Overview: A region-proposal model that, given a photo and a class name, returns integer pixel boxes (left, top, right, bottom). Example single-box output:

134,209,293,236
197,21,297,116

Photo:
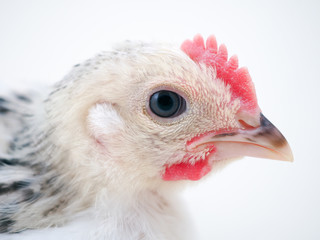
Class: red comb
181,34,258,112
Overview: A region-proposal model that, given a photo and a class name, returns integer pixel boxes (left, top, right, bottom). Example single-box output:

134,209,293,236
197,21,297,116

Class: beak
188,113,293,162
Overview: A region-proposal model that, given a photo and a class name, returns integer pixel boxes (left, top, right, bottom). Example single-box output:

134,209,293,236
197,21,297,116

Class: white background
0,0,319,239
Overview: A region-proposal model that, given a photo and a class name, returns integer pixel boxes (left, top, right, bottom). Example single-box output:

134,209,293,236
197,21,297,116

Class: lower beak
188,113,293,162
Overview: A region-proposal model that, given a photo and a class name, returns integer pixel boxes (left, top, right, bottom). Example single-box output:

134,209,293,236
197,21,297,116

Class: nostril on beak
238,119,256,130
236,110,261,129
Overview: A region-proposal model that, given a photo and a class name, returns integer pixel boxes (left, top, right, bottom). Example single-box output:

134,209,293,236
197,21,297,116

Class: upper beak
188,113,294,162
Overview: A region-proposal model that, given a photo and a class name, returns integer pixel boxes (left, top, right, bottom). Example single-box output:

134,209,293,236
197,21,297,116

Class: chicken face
73,35,293,190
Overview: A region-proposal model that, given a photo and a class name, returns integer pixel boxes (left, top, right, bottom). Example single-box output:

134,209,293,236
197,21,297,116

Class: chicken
0,34,293,240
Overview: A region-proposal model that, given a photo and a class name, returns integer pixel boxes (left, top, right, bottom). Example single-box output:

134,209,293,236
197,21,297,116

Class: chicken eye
149,90,186,118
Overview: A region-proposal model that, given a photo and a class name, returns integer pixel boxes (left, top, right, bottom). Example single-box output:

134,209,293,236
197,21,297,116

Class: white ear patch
87,103,124,143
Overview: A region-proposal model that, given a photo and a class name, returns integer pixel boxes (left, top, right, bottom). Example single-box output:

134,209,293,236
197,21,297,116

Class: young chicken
0,35,293,240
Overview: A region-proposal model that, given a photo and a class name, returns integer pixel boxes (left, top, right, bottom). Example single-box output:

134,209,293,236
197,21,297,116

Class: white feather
0,40,239,239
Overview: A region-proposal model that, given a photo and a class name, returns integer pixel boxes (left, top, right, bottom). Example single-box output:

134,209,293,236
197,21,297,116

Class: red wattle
162,159,212,181
162,135,216,181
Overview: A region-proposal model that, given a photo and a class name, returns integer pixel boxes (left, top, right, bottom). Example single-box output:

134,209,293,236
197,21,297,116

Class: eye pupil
149,90,186,118
158,94,174,111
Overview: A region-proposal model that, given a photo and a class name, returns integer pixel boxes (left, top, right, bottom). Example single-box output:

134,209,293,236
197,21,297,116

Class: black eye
149,90,186,118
